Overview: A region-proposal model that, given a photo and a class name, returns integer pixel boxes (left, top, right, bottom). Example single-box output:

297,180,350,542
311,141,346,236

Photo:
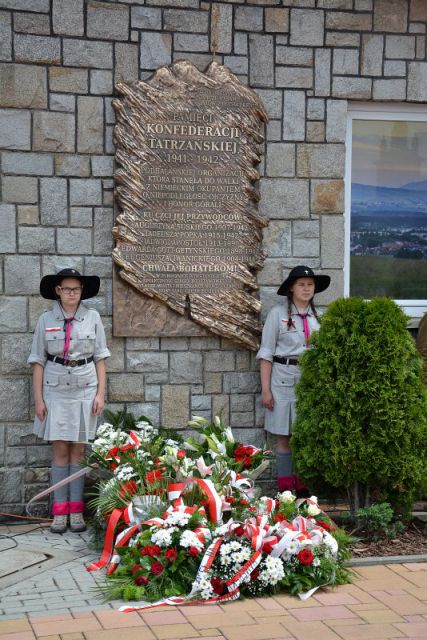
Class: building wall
0,0,426,514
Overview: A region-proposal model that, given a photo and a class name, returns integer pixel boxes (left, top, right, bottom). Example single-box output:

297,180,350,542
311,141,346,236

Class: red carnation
150,561,164,575
242,456,253,468
140,546,150,557
145,469,162,484
188,546,200,557
233,526,244,536
119,481,138,498
297,549,314,566
225,496,235,505
165,549,178,562
210,577,225,595
134,575,148,586
177,450,186,459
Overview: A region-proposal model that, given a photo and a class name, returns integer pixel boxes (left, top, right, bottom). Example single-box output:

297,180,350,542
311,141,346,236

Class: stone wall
0,0,426,515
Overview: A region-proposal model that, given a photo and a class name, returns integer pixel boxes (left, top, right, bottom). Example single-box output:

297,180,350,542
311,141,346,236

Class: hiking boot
50,514,68,534
69,512,86,533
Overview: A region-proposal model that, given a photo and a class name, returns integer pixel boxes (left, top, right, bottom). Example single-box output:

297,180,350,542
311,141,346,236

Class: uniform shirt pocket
43,373,60,387
76,329,96,354
271,367,296,388
45,332,65,356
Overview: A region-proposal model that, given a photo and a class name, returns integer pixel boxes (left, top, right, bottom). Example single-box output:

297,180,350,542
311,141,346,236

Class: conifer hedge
292,297,427,516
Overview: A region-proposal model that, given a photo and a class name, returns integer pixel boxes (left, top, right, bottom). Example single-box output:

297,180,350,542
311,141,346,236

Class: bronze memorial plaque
112,60,268,350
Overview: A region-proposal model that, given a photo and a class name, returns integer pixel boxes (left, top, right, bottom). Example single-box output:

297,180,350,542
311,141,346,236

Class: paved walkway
0,524,427,639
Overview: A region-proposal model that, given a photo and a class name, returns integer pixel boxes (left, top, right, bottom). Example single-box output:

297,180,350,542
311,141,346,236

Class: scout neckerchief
58,302,80,362
295,305,311,345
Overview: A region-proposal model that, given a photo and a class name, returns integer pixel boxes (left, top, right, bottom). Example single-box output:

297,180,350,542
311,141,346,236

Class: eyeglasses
57,286,83,295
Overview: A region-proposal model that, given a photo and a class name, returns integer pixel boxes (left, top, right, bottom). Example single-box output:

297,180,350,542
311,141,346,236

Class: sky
352,119,427,188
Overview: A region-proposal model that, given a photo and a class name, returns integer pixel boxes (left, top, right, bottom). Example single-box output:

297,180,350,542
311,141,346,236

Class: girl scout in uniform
257,265,330,495
28,269,110,533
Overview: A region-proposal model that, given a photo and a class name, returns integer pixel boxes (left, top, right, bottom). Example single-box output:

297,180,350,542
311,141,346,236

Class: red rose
140,546,150,556
225,496,235,504
188,546,200,557
148,545,162,557
210,577,225,595
297,549,314,566
145,469,162,484
177,450,186,459
233,526,244,536
242,456,253,468
165,549,178,562
134,575,148,586
150,561,164,575
234,444,247,460
119,481,138,498
131,563,143,575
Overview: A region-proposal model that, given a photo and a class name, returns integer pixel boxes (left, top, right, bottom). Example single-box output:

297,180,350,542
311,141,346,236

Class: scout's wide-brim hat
40,268,100,300
277,265,331,296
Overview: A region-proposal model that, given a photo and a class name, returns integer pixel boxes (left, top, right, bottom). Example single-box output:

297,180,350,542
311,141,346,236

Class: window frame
345,103,427,320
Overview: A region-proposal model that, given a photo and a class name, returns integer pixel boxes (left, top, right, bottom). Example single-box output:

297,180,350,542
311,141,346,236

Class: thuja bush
292,297,427,517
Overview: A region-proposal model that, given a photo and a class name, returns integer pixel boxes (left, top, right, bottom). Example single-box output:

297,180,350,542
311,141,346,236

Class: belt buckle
68,360,78,367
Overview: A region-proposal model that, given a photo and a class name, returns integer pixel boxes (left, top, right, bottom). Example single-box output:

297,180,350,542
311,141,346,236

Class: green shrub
356,502,405,541
291,297,427,517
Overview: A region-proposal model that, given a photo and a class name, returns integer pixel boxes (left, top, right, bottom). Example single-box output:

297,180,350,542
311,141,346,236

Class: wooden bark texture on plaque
112,60,268,350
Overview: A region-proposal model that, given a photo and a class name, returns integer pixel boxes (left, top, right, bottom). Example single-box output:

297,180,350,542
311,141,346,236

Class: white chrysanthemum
220,555,233,566
96,422,114,435
279,490,296,504
114,463,135,481
259,556,285,585
284,540,299,555
165,511,191,527
136,423,159,441
196,575,214,600
151,528,173,547
136,449,150,460
214,524,230,536
180,530,203,550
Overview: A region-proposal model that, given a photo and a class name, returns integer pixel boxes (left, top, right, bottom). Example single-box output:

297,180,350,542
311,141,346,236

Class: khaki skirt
264,363,301,436
33,361,98,442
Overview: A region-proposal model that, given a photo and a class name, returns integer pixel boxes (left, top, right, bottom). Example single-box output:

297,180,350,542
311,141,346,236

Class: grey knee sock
51,464,69,503
277,451,293,477
69,464,86,503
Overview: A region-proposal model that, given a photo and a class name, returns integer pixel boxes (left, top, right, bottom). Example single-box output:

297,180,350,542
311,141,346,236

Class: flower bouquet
87,413,352,610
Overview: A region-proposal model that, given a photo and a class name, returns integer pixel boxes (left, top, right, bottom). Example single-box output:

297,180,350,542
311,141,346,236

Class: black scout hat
40,268,100,300
277,265,331,296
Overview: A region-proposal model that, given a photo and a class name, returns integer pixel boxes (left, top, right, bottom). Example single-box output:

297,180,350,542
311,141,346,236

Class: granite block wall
0,0,426,514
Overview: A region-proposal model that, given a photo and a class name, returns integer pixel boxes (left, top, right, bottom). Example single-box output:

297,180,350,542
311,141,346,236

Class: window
345,105,427,318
